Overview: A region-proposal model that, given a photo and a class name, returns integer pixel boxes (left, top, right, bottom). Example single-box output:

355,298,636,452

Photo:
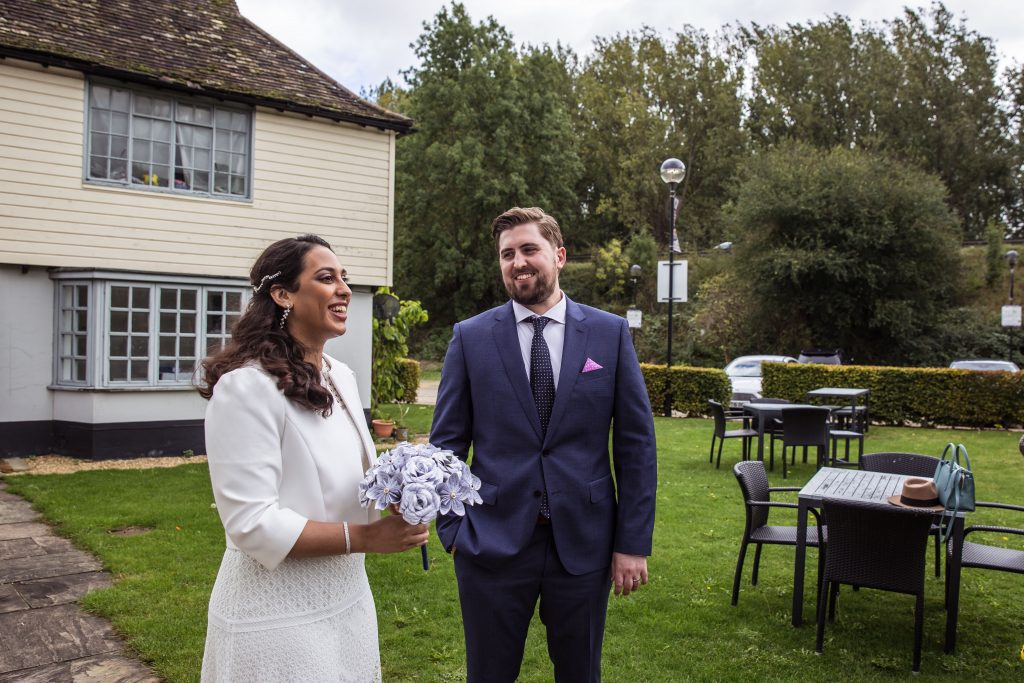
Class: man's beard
505,270,554,306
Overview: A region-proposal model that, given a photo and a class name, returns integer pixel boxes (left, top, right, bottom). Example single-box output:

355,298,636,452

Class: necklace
321,357,345,409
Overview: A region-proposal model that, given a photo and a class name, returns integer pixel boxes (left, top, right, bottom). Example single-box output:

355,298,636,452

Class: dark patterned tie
530,316,555,518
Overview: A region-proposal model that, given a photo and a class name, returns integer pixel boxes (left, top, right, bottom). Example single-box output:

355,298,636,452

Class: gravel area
2,454,208,476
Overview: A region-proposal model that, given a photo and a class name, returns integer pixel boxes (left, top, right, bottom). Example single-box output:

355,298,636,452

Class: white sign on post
1002,305,1022,327
657,260,688,303
626,309,643,329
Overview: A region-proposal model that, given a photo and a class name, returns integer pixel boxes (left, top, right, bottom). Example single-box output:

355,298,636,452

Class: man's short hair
491,207,564,250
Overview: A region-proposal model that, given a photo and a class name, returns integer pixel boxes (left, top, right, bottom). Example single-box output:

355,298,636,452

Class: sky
233,0,1024,95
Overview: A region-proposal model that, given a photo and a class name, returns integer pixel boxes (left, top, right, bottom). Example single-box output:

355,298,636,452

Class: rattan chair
770,406,831,479
827,426,864,468
731,461,825,606
816,498,935,673
709,400,757,469
945,501,1024,632
861,452,944,577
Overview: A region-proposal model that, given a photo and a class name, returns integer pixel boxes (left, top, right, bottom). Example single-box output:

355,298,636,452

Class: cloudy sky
234,0,1023,94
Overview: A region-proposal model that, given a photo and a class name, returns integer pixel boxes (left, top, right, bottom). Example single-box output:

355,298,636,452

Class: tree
390,3,582,327
726,142,961,364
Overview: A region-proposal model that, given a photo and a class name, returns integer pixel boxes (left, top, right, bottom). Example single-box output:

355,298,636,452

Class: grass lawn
5,416,1024,681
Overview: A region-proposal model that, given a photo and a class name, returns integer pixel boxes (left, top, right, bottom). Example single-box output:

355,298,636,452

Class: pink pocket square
582,358,603,373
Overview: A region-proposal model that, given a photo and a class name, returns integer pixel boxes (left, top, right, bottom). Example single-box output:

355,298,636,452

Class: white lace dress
201,361,380,682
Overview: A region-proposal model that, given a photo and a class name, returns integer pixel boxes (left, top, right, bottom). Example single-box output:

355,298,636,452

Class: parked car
798,348,843,365
949,359,1020,372
724,355,799,403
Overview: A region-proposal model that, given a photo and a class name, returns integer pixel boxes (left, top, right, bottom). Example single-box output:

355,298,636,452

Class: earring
279,305,292,329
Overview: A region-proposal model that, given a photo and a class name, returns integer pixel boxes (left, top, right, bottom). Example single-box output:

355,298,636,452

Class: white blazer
204,356,378,570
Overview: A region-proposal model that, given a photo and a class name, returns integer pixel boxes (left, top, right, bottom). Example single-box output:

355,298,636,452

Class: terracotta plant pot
371,419,395,438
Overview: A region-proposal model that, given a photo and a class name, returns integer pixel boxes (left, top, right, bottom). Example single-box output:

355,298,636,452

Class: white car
949,359,1020,372
724,355,799,403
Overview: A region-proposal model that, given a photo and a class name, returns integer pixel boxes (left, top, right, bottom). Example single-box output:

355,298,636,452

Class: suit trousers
454,524,610,683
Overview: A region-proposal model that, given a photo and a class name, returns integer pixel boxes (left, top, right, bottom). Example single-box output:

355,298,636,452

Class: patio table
743,402,817,463
805,387,870,432
791,467,965,653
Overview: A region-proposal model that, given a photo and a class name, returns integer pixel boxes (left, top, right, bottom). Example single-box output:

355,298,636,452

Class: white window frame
51,272,249,390
83,79,254,201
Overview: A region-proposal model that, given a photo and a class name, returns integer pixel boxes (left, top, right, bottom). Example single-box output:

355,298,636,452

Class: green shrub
762,362,1024,428
640,364,731,415
372,288,428,413
397,358,420,403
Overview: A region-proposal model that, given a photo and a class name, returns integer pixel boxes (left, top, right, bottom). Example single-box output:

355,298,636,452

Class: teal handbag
934,443,975,542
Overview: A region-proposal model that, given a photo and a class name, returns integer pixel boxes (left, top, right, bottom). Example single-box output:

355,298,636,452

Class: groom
431,207,658,682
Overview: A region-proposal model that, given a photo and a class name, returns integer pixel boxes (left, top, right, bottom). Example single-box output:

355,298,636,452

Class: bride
198,234,427,682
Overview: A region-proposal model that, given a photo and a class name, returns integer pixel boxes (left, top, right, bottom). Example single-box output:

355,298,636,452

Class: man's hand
611,552,648,597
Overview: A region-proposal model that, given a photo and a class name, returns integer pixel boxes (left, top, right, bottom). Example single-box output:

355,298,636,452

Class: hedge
640,364,732,416
762,362,1024,428
397,358,420,404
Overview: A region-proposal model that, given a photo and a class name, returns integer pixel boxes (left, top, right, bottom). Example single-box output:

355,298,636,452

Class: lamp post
660,157,685,417
1007,250,1019,363
629,264,642,308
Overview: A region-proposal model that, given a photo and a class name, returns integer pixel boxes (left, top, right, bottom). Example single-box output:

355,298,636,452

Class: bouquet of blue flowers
358,441,481,569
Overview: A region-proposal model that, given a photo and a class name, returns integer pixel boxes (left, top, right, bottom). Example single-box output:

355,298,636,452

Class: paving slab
0,604,123,672
0,537,47,561
0,653,161,683
16,573,114,608
0,522,52,541
0,501,40,524
0,585,30,614
0,550,102,584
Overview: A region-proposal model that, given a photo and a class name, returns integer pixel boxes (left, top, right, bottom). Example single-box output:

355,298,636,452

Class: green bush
762,362,1024,428
397,359,420,404
372,288,428,413
640,364,731,415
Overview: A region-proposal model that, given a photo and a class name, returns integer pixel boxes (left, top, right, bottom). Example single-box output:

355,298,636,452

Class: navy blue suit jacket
431,297,657,575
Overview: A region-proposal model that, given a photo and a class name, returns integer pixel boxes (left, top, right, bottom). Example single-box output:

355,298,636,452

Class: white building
0,0,411,458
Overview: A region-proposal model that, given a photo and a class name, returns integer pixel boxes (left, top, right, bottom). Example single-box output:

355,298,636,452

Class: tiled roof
0,0,411,132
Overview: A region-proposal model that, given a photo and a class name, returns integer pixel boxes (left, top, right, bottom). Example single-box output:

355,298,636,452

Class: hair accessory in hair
252,271,282,294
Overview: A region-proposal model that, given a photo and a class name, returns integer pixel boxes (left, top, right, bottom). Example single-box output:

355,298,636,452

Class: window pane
75,311,88,332
61,334,72,356
159,336,176,356
207,337,223,354
153,142,171,164
112,90,130,111
131,312,148,332
160,312,177,333
160,289,176,309
111,112,130,135
231,132,247,153
110,159,127,181
208,292,223,310
90,156,108,178
226,313,239,333
180,313,196,334
213,172,229,194
215,109,231,128
207,314,223,334
132,288,149,308
231,153,246,174
110,135,128,159
180,337,195,357
177,105,193,123
193,171,209,192
76,285,88,305
109,360,127,381
153,120,172,140
195,107,212,125
135,95,154,115
110,311,128,332
91,85,110,108
92,110,110,133
134,118,151,138
75,359,87,381
131,336,148,356
76,335,87,356
215,130,230,150
111,286,129,308
226,292,242,311
181,289,197,310
109,335,127,356
152,99,172,119
195,129,212,149
230,176,246,196
91,132,109,156
131,360,149,380
231,112,248,131
151,165,170,187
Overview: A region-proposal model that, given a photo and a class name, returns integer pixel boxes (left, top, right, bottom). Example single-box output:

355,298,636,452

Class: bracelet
342,521,351,555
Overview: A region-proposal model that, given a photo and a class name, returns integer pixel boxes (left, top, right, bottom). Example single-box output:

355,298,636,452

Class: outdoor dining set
707,388,1024,673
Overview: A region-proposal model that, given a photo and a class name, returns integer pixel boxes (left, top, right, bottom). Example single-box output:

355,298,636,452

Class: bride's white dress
201,360,380,682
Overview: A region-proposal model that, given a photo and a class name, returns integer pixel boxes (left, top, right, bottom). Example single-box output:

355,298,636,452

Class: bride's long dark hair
197,234,334,415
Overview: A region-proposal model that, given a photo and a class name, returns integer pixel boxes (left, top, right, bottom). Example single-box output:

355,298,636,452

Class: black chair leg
751,544,763,585
828,582,839,622
716,440,724,469
781,445,787,480
912,593,923,672
933,531,941,578
709,435,716,464
731,539,749,605
815,579,829,654
802,445,808,464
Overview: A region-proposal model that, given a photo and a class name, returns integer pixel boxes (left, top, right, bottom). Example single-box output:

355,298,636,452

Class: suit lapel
547,298,588,441
492,302,544,441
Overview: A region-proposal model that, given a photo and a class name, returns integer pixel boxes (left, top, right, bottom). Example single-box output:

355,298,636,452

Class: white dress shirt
512,294,566,390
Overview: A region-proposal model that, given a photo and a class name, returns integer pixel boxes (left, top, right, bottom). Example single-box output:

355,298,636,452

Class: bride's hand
362,514,429,554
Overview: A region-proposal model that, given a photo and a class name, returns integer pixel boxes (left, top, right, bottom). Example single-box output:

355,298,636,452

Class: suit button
542,449,551,457
533,490,542,498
